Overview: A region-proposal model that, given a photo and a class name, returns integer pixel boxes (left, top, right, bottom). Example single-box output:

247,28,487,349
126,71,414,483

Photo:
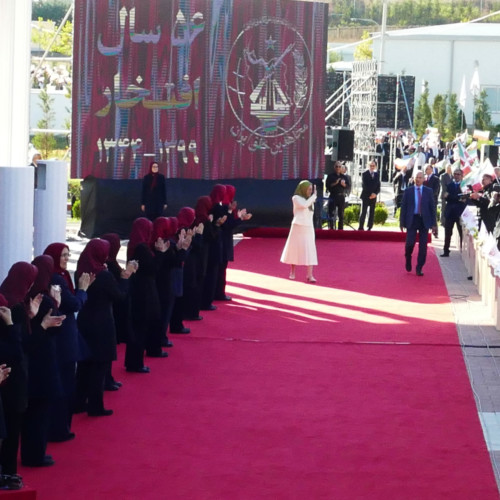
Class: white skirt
280,223,318,266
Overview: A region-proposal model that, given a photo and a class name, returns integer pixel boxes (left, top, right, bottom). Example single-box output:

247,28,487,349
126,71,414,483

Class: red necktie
417,187,422,215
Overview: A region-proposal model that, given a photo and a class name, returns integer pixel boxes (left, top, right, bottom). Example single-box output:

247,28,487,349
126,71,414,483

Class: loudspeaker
482,145,499,166
331,129,354,162
325,155,335,175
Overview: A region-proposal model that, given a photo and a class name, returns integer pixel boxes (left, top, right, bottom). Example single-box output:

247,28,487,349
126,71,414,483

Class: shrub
72,199,81,219
68,179,81,203
374,203,389,225
344,204,360,225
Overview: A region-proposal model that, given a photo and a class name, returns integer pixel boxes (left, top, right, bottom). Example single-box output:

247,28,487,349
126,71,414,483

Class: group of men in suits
400,165,500,275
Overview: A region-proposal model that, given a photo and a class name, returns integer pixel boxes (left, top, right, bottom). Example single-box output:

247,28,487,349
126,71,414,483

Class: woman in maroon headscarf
201,186,228,311
149,217,176,350
43,243,90,442
21,255,66,467
75,239,133,417
169,208,195,335
126,218,167,372
183,196,213,320
0,262,38,475
141,160,167,221
101,233,128,390
214,185,252,301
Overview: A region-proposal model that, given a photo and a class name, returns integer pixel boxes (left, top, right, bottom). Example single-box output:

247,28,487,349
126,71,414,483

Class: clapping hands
154,237,170,254
237,208,253,221
41,309,66,330
29,293,43,318
0,364,11,385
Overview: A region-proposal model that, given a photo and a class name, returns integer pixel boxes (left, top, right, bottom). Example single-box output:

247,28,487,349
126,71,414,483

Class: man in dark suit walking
424,164,440,236
400,171,437,276
441,168,466,257
358,160,380,231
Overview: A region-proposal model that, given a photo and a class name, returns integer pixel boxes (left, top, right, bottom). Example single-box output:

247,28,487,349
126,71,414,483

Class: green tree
432,94,447,136
474,89,492,131
32,0,72,24
32,87,57,158
353,31,373,61
414,81,432,137
445,93,462,141
32,18,73,56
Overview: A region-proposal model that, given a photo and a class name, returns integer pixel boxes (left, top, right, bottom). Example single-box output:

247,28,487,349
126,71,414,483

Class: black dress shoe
405,258,412,272
22,456,55,467
73,404,87,414
440,252,449,257
165,340,174,348
147,351,168,358
416,269,424,276
170,327,190,334
126,366,150,373
215,295,232,301
114,381,123,387
88,409,113,417
0,474,23,490
104,383,119,391
185,315,203,321
49,432,75,443
201,304,217,311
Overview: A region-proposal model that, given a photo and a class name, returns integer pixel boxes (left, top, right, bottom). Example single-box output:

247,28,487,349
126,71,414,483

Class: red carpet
19,238,498,499
244,227,432,242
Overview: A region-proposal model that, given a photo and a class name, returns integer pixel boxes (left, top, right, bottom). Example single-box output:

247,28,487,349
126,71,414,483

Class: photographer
325,162,348,230
441,168,466,257
468,174,499,234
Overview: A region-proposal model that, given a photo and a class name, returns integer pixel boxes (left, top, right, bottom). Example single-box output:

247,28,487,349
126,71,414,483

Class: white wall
373,37,500,128
30,88,71,131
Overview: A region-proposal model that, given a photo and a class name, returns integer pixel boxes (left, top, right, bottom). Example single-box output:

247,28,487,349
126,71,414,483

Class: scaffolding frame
349,60,378,192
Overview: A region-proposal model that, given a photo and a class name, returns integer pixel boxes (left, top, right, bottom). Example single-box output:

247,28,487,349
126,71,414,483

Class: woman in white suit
280,180,318,282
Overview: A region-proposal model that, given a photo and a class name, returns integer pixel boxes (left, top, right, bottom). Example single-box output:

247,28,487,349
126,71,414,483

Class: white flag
470,64,480,98
459,75,467,109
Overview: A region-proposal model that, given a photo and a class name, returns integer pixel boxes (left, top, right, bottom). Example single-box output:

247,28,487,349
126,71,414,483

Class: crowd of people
0,182,251,490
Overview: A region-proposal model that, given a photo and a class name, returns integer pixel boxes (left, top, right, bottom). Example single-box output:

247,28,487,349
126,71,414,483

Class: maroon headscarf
75,239,110,284
44,242,75,293
31,255,55,298
177,207,195,230
167,217,179,238
0,262,38,307
210,184,226,205
223,185,236,205
0,293,8,308
150,217,177,249
101,233,121,264
127,217,153,260
195,196,212,225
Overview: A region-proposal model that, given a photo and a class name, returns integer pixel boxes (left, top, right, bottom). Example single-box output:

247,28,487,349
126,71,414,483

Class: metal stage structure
325,62,415,193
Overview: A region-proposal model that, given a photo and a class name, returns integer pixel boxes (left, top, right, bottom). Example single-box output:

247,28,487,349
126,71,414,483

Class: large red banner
72,0,327,180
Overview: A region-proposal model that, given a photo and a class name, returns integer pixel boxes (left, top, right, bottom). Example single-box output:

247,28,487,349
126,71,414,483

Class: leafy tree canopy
32,0,72,24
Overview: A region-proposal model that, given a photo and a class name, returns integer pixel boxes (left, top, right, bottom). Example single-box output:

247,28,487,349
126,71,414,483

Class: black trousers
359,197,376,230
21,397,51,465
444,217,463,254
75,360,107,414
0,407,23,474
328,195,345,229
405,214,429,271
215,261,228,299
49,361,76,441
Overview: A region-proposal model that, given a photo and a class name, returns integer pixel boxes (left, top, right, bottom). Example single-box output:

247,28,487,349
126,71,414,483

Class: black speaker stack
377,75,415,129
326,71,415,130
482,145,499,166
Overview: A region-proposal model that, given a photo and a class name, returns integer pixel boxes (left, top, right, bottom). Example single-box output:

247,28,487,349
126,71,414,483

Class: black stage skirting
79,177,324,239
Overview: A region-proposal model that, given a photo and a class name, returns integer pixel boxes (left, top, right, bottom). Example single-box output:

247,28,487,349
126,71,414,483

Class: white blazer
291,193,317,226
